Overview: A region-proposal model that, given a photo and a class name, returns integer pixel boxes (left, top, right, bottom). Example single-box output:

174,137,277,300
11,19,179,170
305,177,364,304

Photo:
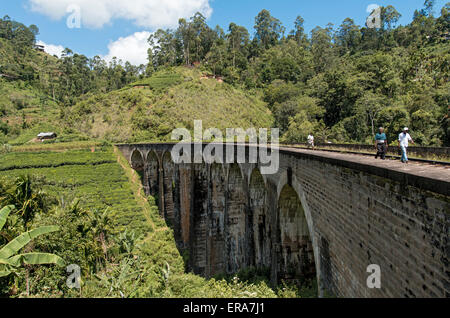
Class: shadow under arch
146,150,160,199
277,183,316,286
249,168,271,270
131,149,145,183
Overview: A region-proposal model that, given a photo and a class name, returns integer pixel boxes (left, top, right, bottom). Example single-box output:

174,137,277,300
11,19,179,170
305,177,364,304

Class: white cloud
103,31,152,66
36,40,64,57
28,0,213,29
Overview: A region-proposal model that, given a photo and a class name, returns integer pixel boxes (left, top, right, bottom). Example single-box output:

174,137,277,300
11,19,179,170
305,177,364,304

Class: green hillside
0,36,62,145
0,79,61,145
0,36,59,80
63,67,273,143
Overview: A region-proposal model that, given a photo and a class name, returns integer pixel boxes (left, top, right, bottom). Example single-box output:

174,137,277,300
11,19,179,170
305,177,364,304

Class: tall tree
254,9,285,49
227,23,249,68
177,18,194,65
290,15,308,47
381,5,401,30
190,12,208,62
437,3,450,32
310,24,336,72
149,29,179,67
336,18,361,54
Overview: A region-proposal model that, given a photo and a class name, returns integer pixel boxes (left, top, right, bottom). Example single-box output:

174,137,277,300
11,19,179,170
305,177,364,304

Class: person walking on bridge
398,127,414,164
375,127,388,160
307,133,315,149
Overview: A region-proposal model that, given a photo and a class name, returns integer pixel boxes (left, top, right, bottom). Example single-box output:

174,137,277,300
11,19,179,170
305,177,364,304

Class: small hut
33,44,45,52
37,132,57,141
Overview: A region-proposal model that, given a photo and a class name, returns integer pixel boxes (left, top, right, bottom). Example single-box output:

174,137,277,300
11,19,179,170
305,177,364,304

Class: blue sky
0,0,447,65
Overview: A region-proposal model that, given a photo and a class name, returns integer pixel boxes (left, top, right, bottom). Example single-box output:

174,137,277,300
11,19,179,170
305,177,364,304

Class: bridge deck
117,143,450,196
279,147,450,197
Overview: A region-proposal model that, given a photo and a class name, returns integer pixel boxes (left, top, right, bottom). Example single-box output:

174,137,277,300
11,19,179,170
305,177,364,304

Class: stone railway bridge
117,143,449,298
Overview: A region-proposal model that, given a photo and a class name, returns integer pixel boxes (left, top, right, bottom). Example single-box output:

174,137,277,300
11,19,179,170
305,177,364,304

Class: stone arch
131,149,145,183
249,168,271,270
225,163,248,274
208,163,227,276
146,150,160,198
277,184,316,285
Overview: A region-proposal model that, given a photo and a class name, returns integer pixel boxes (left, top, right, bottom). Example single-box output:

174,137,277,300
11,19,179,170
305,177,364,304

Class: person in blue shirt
375,127,388,160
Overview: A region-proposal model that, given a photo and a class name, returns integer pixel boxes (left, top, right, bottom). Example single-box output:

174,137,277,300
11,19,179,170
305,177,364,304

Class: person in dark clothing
375,127,388,160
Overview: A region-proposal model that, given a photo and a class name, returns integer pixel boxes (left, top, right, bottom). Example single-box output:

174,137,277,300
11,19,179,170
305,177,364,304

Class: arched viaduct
117,143,449,298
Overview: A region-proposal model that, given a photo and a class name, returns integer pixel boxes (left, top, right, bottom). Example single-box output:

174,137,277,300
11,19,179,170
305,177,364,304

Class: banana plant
0,205,65,278
3,175,49,230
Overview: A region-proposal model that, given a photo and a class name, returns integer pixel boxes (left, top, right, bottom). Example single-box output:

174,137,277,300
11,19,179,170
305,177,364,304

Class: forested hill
145,3,449,146
1,1,449,147
0,16,148,145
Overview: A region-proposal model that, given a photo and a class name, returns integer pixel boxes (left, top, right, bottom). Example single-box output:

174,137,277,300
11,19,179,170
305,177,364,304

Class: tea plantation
0,149,150,235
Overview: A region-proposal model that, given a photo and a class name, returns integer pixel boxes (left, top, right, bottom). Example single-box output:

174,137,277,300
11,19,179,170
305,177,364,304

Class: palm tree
0,205,64,279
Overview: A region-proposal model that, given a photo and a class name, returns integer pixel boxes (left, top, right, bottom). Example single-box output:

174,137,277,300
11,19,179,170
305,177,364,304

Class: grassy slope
0,78,61,145
0,38,62,144
65,67,273,143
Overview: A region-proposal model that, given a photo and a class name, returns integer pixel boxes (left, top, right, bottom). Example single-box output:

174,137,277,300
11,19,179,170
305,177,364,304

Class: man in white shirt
398,127,414,164
307,133,315,149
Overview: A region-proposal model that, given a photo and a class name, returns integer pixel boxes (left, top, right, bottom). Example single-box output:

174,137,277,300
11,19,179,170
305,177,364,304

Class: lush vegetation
0,16,147,105
144,2,449,146
0,145,314,298
0,205,64,287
